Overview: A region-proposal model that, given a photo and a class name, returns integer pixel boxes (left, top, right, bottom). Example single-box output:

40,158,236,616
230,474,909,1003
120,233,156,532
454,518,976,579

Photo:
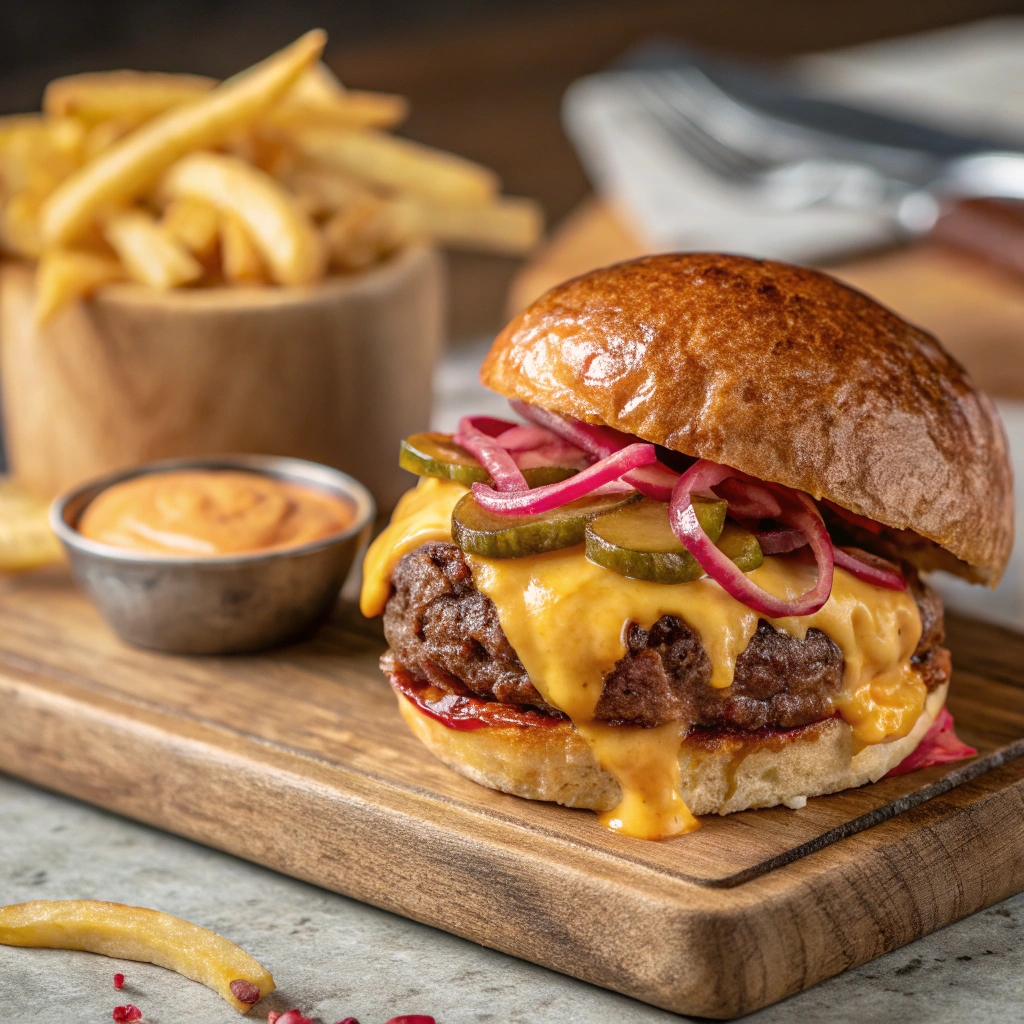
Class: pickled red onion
751,526,807,555
511,399,629,458
514,442,589,469
746,525,906,588
471,443,657,515
714,477,782,520
833,546,906,590
494,425,559,451
619,461,680,501
821,498,885,535
885,707,976,777
455,417,527,492
460,413,516,438
669,459,834,616
512,400,680,500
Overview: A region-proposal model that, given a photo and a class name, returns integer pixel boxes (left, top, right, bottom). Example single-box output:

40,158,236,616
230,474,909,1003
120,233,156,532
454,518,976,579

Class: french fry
220,213,268,284
0,114,45,140
267,64,408,131
161,196,220,260
41,29,326,247
0,480,63,571
34,249,124,323
274,62,413,130
291,62,347,103
0,193,44,258
322,195,410,271
0,900,274,1014
394,194,543,255
283,163,371,217
291,128,499,205
82,119,135,161
104,209,203,289
162,152,324,285
44,71,216,125
0,120,83,196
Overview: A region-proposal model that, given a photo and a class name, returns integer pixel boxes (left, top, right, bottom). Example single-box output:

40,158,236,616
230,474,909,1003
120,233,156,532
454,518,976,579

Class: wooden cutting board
2,567,1024,1019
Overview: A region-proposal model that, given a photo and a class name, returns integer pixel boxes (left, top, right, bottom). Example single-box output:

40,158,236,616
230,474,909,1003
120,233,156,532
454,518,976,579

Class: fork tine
625,74,767,181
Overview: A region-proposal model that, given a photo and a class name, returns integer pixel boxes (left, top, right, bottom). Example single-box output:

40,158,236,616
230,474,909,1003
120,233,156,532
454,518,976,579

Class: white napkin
562,17,1024,263
562,73,900,263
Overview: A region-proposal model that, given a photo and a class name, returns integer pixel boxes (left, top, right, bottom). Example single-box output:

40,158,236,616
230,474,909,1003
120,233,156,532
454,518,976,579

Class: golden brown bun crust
482,254,1012,585
398,683,948,817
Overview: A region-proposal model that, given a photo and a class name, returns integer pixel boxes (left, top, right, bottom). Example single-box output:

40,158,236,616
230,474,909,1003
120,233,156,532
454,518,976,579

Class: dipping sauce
78,470,355,557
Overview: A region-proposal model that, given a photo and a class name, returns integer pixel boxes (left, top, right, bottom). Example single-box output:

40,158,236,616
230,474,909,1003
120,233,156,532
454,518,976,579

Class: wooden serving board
2,569,1024,1018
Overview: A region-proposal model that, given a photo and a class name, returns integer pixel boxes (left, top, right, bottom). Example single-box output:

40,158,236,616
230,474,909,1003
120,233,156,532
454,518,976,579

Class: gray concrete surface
2,773,1024,1023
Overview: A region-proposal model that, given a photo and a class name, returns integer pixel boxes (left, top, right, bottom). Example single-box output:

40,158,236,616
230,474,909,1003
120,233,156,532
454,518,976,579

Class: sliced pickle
400,431,578,488
401,431,486,483
716,522,764,573
586,497,763,584
452,491,640,559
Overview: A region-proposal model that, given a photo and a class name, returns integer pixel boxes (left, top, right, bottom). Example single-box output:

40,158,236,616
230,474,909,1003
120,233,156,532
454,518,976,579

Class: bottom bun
397,683,949,817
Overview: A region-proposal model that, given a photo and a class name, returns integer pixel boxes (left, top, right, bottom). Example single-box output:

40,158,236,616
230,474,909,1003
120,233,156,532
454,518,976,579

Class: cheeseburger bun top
482,253,1013,586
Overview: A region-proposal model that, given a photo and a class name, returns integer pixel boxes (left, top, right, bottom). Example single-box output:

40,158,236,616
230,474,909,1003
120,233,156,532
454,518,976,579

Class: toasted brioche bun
397,683,948,817
482,254,1012,586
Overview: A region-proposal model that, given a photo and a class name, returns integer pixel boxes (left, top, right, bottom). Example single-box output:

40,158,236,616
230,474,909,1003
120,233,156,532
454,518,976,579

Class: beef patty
382,542,950,731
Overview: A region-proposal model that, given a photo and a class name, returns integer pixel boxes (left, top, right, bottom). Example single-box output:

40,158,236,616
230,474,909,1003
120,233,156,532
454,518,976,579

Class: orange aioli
78,470,355,556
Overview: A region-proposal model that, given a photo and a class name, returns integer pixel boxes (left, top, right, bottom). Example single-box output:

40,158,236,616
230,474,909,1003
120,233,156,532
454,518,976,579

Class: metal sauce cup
50,455,375,655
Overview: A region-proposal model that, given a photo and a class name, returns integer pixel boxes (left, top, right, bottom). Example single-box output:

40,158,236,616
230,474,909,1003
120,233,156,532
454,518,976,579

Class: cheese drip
361,481,926,840
360,477,468,618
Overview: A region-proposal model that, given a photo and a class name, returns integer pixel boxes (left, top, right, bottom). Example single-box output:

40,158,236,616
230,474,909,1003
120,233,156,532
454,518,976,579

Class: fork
620,68,1024,235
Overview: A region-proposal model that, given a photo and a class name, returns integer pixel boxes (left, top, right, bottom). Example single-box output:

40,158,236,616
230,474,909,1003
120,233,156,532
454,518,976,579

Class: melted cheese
360,477,468,618
361,480,926,840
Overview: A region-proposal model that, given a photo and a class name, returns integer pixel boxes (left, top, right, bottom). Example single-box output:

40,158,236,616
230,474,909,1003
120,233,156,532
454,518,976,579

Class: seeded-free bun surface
397,683,948,818
481,254,1012,585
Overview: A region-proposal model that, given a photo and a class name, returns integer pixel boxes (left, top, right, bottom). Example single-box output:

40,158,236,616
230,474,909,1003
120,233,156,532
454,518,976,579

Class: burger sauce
78,470,354,556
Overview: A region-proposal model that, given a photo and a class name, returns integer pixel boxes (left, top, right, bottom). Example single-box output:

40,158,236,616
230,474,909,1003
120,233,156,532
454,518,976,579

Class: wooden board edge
4,665,1024,1017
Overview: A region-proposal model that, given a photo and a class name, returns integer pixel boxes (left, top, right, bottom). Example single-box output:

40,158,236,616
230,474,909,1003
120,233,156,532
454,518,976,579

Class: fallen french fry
0,900,274,1014
394,194,543,255
162,152,324,285
0,480,63,571
41,29,326,247
34,249,124,323
161,196,220,260
291,127,499,205
44,71,216,124
104,209,202,289
220,213,268,284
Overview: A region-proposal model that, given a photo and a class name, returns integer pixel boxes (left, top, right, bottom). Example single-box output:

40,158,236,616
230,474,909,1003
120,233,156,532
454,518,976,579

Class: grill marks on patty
382,542,951,731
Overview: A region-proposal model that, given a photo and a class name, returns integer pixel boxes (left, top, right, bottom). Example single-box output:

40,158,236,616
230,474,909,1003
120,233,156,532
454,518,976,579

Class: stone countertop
3,774,1024,1024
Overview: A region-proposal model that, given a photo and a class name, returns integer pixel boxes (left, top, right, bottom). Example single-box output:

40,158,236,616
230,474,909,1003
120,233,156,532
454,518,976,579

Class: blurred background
3,0,1024,621
0,0,1020,341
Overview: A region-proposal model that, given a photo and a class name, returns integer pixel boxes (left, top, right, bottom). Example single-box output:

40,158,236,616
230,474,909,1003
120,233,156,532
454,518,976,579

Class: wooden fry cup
0,243,443,510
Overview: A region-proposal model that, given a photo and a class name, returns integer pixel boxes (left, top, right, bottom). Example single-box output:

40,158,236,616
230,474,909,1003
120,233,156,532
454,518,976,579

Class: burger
359,253,1013,840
